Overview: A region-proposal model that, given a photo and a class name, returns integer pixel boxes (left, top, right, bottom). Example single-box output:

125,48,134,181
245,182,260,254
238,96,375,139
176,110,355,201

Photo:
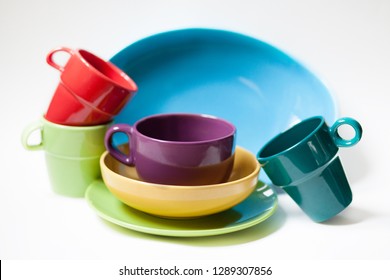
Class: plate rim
110,27,338,121
85,180,278,237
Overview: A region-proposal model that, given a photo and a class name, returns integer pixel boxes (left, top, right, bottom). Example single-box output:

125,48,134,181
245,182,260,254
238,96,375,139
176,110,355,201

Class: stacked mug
22,47,137,197
257,116,363,222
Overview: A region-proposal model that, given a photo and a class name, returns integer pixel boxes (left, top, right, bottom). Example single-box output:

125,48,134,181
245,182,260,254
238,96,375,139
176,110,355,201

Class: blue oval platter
110,28,337,182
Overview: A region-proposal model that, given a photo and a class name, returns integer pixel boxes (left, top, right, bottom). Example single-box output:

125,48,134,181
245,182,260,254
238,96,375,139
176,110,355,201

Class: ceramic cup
257,116,362,222
22,117,110,197
105,113,236,185
45,47,137,126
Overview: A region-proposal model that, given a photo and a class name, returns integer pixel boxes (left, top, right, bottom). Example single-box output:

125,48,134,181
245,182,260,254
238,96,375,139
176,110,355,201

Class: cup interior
136,114,235,142
259,117,323,158
79,50,136,90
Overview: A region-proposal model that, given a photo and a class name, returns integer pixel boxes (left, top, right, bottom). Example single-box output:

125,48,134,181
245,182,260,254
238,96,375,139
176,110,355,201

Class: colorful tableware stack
101,113,363,222
22,47,137,197
100,28,363,223
21,29,364,237
102,113,261,218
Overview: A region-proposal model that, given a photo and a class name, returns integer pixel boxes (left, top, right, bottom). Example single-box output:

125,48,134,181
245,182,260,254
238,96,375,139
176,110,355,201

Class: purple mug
104,113,236,185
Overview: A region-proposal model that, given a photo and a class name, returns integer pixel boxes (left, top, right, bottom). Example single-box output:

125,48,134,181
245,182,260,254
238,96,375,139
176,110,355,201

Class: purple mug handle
104,124,135,165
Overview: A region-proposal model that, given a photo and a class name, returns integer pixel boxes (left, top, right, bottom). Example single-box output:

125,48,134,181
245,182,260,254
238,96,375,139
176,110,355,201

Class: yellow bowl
100,146,261,218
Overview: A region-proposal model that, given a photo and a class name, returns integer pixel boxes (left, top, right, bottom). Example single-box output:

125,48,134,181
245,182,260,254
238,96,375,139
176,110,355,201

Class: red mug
45,47,137,126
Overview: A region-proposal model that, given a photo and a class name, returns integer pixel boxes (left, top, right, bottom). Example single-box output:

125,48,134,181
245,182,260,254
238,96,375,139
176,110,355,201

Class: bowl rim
100,145,261,190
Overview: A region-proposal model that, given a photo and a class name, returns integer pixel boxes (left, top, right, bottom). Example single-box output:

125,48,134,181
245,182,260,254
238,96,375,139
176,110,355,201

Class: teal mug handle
21,120,44,151
330,117,362,147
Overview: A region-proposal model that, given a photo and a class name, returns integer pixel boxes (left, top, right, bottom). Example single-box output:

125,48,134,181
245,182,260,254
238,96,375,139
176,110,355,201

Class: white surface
1,0,389,260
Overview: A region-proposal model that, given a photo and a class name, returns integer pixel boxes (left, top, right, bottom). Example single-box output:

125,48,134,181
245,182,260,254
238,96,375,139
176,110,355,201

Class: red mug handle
104,124,136,166
46,47,75,72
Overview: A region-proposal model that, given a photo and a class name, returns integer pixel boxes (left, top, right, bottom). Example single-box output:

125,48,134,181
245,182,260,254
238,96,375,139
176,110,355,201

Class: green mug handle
330,117,363,147
21,120,44,151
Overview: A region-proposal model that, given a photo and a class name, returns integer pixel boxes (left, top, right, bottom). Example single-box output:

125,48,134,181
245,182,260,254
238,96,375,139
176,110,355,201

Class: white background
1,0,389,268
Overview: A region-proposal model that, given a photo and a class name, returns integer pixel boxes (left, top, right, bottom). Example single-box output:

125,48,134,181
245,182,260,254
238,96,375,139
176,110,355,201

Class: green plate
85,180,278,237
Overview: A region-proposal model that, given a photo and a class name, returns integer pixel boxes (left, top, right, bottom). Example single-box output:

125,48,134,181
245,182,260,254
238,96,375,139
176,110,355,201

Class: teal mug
257,116,362,222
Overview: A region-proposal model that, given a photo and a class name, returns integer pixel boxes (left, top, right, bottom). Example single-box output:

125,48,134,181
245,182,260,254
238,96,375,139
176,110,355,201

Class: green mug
22,117,110,197
257,116,363,222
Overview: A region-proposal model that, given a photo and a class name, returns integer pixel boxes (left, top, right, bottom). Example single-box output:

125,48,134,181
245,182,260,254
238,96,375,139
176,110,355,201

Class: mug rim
76,49,138,92
42,115,112,130
133,113,237,145
257,116,325,161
